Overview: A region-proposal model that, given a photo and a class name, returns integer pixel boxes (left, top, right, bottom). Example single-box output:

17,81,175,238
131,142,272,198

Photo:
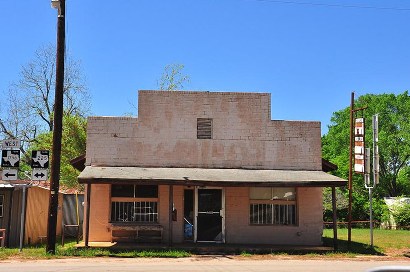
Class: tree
25,114,87,190
157,63,190,91
0,44,90,154
127,63,191,114
323,92,410,203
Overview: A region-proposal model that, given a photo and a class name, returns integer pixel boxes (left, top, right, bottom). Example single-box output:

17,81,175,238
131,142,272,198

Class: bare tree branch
0,43,90,157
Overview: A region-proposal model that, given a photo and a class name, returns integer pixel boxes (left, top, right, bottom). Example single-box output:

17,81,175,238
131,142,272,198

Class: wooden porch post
168,185,173,246
331,186,338,251
84,183,92,248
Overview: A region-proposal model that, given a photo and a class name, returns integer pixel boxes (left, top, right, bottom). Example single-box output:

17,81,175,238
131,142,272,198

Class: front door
195,188,224,243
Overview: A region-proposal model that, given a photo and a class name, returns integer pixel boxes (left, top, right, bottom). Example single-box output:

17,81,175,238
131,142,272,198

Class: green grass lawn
0,240,191,260
323,228,410,255
1,230,408,260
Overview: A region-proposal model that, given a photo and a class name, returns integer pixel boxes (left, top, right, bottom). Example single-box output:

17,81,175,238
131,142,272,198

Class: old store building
79,91,345,246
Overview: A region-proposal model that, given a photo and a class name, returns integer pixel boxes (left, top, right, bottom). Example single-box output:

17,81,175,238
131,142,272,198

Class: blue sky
1,1,409,135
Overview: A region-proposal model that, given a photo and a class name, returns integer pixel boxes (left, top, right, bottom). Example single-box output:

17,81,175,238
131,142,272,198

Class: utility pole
47,0,65,254
348,92,354,246
348,91,368,248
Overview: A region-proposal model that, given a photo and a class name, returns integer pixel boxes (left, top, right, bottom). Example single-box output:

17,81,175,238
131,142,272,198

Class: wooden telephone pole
47,0,65,254
348,92,354,246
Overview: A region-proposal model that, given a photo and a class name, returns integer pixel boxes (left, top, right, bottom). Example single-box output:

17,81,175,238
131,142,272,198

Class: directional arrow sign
1,150,20,168
31,150,50,168
2,169,18,181
32,168,48,181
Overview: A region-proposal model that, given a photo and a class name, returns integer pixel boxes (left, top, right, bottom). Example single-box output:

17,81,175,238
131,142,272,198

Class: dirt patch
230,251,410,261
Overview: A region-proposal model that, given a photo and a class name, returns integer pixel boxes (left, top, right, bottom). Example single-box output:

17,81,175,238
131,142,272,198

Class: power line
253,0,410,12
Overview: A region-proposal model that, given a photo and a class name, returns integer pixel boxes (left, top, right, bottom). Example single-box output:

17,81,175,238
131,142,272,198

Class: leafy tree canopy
22,114,87,190
323,92,410,199
0,44,90,154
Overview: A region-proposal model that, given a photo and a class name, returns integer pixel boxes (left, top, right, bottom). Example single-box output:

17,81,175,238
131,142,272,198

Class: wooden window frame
249,187,298,226
110,185,159,223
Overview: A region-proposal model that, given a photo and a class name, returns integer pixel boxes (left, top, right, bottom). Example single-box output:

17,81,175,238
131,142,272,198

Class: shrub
392,203,410,229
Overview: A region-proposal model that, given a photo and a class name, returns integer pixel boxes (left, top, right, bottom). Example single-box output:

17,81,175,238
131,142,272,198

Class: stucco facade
81,91,341,246
86,91,321,170
85,185,323,245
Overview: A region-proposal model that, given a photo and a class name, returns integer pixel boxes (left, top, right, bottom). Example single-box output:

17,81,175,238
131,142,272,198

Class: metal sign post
364,114,379,247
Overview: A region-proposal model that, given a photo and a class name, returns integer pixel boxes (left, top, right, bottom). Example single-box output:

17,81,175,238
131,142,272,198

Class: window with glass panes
249,187,297,225
110,185,158,223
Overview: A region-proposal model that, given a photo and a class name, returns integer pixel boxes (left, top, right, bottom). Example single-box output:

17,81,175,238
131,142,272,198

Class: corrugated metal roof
30,181,83,194
78,166,346,187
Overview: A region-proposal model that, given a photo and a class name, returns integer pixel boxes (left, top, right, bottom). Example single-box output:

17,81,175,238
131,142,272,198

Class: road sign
1,150,20,168
2,169,18,181
1,139,20,150
31,150,50,168
32,168,48,181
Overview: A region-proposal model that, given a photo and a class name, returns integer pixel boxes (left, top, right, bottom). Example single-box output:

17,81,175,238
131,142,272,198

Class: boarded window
197,118,212,139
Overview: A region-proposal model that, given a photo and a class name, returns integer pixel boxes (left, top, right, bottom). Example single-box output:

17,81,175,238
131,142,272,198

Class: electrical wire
252,0,410,12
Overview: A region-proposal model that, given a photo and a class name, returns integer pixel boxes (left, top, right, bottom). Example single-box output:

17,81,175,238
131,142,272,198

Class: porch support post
84,183,92,248
168,185,173,246
331,186,338,251
7,188,15,247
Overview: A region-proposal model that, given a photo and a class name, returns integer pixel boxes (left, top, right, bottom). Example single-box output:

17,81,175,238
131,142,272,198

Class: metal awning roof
78,166,346,187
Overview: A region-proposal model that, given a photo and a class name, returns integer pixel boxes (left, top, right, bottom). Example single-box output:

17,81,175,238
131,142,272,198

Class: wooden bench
110,223,163,243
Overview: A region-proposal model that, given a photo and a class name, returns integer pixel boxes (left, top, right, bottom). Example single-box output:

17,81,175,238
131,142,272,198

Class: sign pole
369,187,373,246
370,114,379,247
348,92,354,246
349,92,368,247
364,114,379,247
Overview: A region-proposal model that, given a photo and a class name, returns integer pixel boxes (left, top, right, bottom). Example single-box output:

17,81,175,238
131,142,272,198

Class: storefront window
249,187,297,225
110,185,158,223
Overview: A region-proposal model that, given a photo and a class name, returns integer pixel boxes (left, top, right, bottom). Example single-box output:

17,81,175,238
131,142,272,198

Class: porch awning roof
78,166,346,187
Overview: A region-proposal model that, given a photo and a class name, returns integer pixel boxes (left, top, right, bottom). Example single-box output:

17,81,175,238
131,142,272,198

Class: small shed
24,183,64,245
0,180,27,247
25,182,84,245
1,176,83,247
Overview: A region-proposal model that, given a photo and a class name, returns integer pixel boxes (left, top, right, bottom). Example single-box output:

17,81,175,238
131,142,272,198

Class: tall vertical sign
373,114,379,185
354,117,365,174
